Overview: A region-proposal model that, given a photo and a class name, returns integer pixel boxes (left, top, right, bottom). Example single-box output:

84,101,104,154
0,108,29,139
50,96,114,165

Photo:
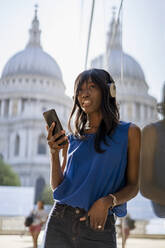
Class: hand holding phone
43,109,68,146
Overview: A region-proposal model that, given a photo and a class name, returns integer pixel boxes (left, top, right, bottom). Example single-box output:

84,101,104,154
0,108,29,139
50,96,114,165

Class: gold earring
110,83,116,98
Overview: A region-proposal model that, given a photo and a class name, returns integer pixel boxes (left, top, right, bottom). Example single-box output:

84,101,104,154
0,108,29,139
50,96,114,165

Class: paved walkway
0,231,164,248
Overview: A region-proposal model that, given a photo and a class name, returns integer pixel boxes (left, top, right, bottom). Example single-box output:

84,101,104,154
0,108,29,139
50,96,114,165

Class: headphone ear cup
109,83,116,98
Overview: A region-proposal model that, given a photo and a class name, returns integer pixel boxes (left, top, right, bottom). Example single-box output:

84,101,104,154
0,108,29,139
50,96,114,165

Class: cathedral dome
2,46,62,80
1,8,62,80
108,49,145,81
91,14,146,83
105,10,146,82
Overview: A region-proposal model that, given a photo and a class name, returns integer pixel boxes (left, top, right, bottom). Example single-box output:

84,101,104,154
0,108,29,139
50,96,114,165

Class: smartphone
43,109,68,146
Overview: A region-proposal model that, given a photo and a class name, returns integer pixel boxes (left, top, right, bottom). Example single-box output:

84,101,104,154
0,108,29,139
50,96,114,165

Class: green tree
0,159,20,186
41,185,54,205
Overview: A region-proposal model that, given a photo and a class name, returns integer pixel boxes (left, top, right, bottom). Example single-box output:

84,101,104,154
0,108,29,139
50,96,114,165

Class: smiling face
77,80,102,115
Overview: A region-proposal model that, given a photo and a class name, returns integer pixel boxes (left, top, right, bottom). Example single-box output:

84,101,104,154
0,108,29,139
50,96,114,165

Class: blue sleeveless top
53,121,131,217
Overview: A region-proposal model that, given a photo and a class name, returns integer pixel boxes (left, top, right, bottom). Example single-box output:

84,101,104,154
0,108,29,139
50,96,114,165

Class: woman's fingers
51,135,68,149
101,218,107,230
95,219,105,230
80,213,106,230
89,215,106,230
48,130,65,143
45,121,68,151
54,135,68,146
47,127,66,144
80,212,88,221
90,216,95,229
53,130,65,141
79,216,86,221
46,122,55,140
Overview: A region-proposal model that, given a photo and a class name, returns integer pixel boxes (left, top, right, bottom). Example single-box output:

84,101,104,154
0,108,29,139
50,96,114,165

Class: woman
43,68,141,247
29,200,48,248
140,82,165,217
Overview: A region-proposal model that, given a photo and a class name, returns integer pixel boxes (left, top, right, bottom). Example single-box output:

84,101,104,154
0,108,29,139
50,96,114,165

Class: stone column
145,105,148,119
0,101,1,116
28,129,33,158
17,98,22,115
132,102,136,121
9,99,12,117
123,102,128,121
1,100,5,117
119,102,123,119
19,130,26,158
140,104,144,121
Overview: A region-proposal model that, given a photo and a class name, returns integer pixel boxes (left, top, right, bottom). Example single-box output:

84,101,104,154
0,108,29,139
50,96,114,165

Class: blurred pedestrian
43,69,141,248
123,217,130,247
123,214,135,246
29,200,48,248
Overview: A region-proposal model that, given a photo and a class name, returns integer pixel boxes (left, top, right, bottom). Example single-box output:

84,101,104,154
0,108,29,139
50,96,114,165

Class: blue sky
0,0,165,101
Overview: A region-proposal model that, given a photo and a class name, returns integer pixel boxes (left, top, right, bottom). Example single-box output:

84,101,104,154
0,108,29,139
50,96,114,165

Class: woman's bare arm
46,122,68,190
100,124,141,209
110,124,141,205
61,142,69,173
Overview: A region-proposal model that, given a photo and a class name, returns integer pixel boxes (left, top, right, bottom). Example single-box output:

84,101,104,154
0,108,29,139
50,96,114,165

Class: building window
14,135,20,156
35,177,45,203
144,105,148,118
21,98,28,112
12,99,18,116
151,107,154,118
42,107,47,112
136,103,140,120
4,99,9,117
127,103,132,120
38,134,46,155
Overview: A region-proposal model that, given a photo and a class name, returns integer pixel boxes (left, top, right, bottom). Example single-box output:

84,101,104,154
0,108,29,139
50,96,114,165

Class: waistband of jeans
54,203,86,215
54,202,115,219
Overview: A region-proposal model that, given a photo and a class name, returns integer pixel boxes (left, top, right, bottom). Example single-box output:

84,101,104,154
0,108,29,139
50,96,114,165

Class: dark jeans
42,203,117,248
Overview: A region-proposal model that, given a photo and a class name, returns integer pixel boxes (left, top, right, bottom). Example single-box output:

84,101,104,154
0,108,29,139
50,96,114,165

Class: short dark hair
68,68,120,153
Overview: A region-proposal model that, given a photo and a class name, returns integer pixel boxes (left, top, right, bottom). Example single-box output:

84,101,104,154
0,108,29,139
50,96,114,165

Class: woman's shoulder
117,121,141,139
117,120,132,132
118,120,131,126
128,122,141,132
127,122,141,141
119,121,140,130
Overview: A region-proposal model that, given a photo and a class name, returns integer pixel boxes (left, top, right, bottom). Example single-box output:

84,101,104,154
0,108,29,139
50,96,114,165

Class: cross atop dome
34,4,38,20
26,4,41,48
106,5,122,52
112,6,117,20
